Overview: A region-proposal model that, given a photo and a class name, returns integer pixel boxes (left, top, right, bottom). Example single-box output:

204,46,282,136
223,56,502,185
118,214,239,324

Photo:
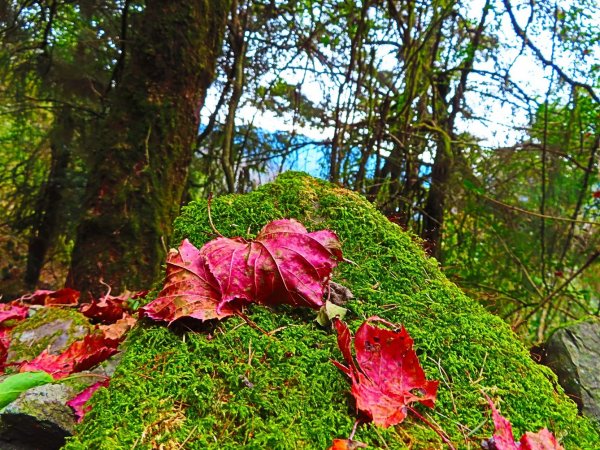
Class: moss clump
65,172,600,449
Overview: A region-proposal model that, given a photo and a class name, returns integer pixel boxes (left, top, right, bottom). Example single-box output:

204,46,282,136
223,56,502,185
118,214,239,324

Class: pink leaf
67,379,110,422
141,239,237,323
0,303,29,324
483,396,564,450
487,397,517,449
80,295,125,324
520,429,564,450
201,219,342,312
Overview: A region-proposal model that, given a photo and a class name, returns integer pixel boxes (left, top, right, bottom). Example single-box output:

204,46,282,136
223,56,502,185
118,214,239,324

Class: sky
200,0,598,176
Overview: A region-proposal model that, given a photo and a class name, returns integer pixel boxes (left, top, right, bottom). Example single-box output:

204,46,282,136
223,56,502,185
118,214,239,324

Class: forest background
0,0,598,346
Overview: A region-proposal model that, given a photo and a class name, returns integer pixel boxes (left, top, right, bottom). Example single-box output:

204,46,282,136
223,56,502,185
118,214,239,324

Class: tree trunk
421,136,452,260
25,107,74,288
67,0,230,296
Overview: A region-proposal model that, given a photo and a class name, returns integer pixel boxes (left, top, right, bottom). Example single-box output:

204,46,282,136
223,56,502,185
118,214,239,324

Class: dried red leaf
16,288,79,306
333,317,438,428
19,334,119,379
141,239,237,323
98,313,137,341
67,379,110,422
483,397,564,450
201,219,342,312
328,438,367,450
81,295,125,324
0,303,29,324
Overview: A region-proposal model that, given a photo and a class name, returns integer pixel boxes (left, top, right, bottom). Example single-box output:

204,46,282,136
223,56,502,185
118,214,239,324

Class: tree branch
502,0,599,103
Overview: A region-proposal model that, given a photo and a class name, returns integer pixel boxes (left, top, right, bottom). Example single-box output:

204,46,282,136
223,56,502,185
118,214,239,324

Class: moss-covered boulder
7,308,92,365
65,172,599,449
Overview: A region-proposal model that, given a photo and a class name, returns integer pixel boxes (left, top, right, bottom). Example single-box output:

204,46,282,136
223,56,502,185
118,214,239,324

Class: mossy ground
64,172,599,449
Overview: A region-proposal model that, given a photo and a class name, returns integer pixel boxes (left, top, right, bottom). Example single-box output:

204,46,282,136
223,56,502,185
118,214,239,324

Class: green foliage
65,173,599,449
443,96,600,344
0,371,54,409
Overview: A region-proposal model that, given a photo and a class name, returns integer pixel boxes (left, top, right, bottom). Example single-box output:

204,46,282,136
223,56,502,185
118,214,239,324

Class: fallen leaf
201,219,342,312
0,303,29,324
520,429,564,450
0,371,54,408
80,295,126,324
141,239,237,323
19,334,119,379
328,438,368,449
0,328,12,372
333,317,438,428
98,313,137,340
482,396,564,450
316,300,348,326
15,288,79,306
67,379,110,422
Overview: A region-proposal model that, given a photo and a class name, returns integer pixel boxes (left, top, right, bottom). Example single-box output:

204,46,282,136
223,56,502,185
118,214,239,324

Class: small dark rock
328,281,354,306
0,383,78,450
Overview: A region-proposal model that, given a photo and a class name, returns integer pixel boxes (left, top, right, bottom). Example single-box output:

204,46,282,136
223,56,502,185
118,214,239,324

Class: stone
0,306,116,449
544,319,600,424
6,308,92,364
0,383,78,449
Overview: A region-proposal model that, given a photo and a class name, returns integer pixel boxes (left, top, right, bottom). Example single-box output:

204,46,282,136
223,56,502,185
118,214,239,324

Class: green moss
65,172,600,449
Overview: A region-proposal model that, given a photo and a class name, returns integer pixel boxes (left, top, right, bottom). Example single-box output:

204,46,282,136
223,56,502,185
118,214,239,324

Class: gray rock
6,308,92,364
544,319,600,424
0,383,78,449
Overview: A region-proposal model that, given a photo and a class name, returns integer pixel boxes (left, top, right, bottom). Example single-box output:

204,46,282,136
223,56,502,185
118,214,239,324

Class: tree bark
67,0,230,296
25,107,74,288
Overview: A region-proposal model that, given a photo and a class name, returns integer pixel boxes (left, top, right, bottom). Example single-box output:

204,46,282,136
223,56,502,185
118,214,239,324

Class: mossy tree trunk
25,107,74,288
67,0,230,296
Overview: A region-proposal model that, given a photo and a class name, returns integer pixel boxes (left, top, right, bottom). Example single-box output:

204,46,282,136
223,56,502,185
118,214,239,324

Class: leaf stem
348,419,361,440
236,311,273,339
407,405,456,450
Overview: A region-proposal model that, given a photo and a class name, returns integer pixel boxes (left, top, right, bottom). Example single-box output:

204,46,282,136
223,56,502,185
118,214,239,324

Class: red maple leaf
15,288,80,306
19,334,119,379
81,287,147,324
0,303,29,324
141,239,237,323
483,396,564,450
67,379,110,422
80,294,127,324
201,219,342,312
332,317,439,428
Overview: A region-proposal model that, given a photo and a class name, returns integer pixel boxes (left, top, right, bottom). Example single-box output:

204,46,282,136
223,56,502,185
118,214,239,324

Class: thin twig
481,193,599,226
177,424,198,449
207,193,224,237
236,311,273,339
